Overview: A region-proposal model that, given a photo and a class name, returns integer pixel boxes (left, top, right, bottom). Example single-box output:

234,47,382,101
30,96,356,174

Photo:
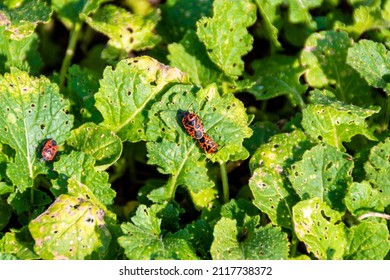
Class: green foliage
0,0,389,261
159,0,213,43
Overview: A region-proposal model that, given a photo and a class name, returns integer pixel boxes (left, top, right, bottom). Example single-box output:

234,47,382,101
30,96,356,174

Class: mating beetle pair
181,112,218,154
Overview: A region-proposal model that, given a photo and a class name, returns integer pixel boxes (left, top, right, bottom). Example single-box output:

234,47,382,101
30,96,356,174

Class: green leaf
85,4,161,61
345,181,384,217
249,55,307,108
293,198,347,260
345,221,390,260
0,68,73,192
289,143,353,211
0,253,18,260
249,130,312,229
7,188,51,219
29,194,111,260
286,0,322,25
52,0,110,29
185,219,213,259
253,0,283,49
0,0,52,40
0,28,43,74
0,228,38,259
158,0,213,43
188,187,218,211
210,218,289,260
196,0,256,78
302,89,379,151
95,56,189,142
67,122,122,170
146,83,252,201
66,64,103,124
118,204,198,260
220,199,261,225
168,30,254,94
300,30,372,105
335,5,390,40
52,151,116,206
347,40,390,94
364,138,390,206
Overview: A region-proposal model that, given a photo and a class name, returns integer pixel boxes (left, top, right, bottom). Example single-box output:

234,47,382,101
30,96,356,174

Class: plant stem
290,232,299,257
59,22,82,88
219,161,229,204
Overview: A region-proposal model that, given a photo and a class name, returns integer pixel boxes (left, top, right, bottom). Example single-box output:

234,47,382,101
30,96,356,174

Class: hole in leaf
320,210,331,221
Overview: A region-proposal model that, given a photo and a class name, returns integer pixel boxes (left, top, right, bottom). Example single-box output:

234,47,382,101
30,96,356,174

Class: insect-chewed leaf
0,68,73,192
95,56,189,142
288,143,354,212
52,151,116,207
197,0,256,78
347,40,390,94
66,65,103,124
29,194,111,260
85,5,161,60
118,204,198,260
249,55,307,108
300,30,374,106
1,229,39,259
145,83,252,201
302,89,380,151
364,138,390,206
345,181,384,217
210,217,289,260
293,198,347,260
67,122,122,171
0,0,51,40
168,30,255,94
345,221,390,260
249,130,312,229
